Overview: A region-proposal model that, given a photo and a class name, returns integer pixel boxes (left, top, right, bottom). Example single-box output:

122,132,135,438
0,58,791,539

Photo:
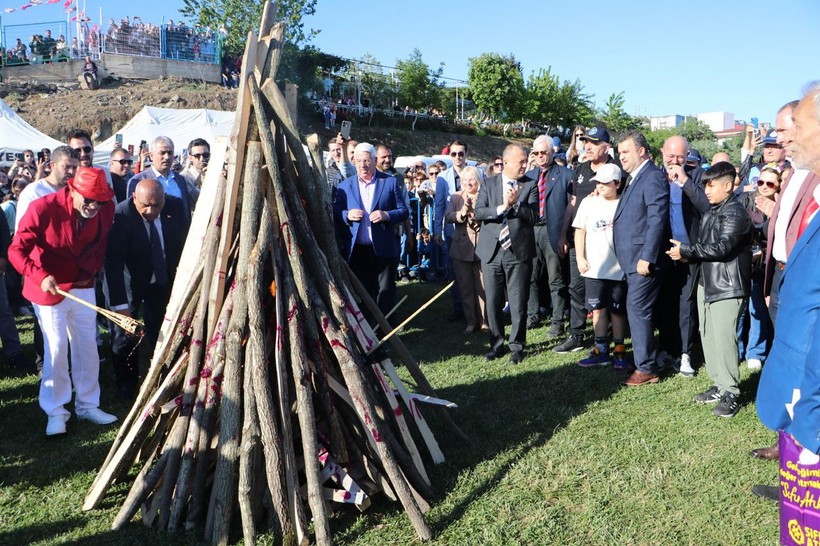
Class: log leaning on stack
83,4,464,544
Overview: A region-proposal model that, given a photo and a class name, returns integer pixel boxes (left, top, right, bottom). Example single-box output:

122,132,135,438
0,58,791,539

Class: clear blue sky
2,0,818,124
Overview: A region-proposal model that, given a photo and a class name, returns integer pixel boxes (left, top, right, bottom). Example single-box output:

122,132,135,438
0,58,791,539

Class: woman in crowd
488,155,503,177
566,125,586,167
445,166,487,334
737,162,781,370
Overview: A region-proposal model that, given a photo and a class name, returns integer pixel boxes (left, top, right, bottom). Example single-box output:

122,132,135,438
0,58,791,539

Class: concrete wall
3,55,220,84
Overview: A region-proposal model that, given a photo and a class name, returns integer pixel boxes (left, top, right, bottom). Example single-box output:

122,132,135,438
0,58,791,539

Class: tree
467,53,525,122
677,117,715,143
394,49,443,112
524,68,595,134
180,0,318,57
599,91,641,133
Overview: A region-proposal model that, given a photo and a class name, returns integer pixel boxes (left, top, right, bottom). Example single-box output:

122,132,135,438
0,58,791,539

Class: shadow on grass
0,517,86,545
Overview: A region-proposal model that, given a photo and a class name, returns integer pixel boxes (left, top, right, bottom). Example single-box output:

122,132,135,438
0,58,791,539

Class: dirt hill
0,77,522,160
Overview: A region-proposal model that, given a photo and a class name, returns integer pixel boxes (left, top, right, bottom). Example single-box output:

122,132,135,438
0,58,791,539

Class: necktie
624,174,633,190
149,220,169,286
499,180,515,251
538,169,548,218
798,197,819,239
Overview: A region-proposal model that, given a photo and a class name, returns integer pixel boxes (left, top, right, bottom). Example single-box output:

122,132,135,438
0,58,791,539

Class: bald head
133,179,166,222
502,144,528,179
661,135,689,168
712,152,731,165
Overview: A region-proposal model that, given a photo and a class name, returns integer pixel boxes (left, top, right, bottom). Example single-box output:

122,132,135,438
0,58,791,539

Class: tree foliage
524,68,595,134
467,53,526,122
180,0,318,57
677,117,715,143
599,92,642,133
395,49,443,112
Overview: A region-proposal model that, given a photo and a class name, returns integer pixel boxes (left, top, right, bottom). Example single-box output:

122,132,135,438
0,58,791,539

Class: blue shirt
669,182,689,244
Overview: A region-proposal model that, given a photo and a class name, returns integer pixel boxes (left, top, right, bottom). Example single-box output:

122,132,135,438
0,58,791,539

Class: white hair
150,136,174,152
532,134,553,149
353,142,376,159
803,80,820,121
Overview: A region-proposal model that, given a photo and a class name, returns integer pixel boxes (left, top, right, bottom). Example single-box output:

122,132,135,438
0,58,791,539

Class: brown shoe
622,370,660,387
750,443,779,460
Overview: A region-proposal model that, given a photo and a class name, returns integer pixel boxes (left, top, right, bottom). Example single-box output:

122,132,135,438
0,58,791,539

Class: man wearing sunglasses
180,138,211,190
9,167,116,436
15,146,78,232
109,148,134,203
434,140,475,320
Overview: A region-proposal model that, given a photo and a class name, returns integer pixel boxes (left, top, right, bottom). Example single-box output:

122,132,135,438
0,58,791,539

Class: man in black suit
475,144,538,364
109,147,133,203
613,131,671,386
105,179,188,398
525,135,572,336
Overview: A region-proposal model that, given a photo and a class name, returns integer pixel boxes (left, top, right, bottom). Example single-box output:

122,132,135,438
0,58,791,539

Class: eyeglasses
450,151,465,157
192,152,211,160
532,150,549,156
70,145,93,158
757,180,779,189
428,171,439,176
82,196,108,206
113,159,133,166
575,133,584,137
493,162,503,168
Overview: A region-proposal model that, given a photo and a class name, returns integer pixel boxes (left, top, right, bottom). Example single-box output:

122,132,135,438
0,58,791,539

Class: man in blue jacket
334,142,409,316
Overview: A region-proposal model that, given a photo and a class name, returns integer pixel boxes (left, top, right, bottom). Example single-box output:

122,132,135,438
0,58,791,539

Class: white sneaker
76,408,117,425
747,358,763,370
46,415,67,436
679,353,695,377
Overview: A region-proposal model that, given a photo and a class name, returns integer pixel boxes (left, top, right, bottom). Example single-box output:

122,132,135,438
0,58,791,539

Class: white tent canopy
0,98,64,166
94,106,234,165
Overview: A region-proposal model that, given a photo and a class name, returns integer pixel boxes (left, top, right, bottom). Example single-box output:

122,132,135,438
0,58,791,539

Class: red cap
67,167,114,202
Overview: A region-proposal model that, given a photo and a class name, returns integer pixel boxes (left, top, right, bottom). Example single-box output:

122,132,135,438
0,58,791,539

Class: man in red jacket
9,167,116,436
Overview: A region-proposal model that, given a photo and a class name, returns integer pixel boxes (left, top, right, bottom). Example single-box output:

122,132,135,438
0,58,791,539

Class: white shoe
76,408,117,425
679,353,695,377
747,358,763,370
46,415,67,436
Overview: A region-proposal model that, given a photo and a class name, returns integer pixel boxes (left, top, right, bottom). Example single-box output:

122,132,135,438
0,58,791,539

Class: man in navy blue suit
613,131,671,386
524,134,572,337
334,142,409,316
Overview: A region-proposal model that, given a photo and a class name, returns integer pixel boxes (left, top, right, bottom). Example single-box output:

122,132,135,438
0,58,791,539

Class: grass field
0,280,781,545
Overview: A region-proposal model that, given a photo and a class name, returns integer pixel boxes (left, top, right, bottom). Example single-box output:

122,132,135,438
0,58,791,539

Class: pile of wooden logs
83,5,464,545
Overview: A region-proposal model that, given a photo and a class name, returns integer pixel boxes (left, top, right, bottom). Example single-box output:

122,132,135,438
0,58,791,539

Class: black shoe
751,484,779,502
484,346,506,361
526,316,540,330
713,391,739,417
547,322,564,338
552,335,584,354
509,351,523,365
693,386,722,404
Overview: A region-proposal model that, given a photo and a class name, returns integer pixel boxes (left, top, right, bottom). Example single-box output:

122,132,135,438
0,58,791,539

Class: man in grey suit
613,131,671,386
475,144,538,364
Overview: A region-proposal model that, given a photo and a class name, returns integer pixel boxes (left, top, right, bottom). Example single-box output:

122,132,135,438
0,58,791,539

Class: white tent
0,98,64,166
94,106,235,165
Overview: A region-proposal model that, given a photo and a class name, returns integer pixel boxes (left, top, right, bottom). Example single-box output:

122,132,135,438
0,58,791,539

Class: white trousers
34,287,100,417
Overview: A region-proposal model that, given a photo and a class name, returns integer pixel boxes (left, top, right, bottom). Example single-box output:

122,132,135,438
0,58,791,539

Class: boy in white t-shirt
571,163,629,371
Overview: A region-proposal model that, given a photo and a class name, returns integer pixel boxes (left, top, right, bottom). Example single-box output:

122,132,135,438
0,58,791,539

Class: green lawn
0,281,780,545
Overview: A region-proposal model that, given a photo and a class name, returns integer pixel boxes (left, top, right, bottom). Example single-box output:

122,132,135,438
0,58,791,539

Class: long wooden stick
367,281,453,355
55,288,143,335
373,295,408,333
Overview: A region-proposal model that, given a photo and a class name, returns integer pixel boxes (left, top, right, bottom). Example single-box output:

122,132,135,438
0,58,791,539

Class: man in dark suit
105,179,187,399
475,144,538,365
109,147,133,203
333,142,409,316
657,135,709,376
613,131,671,386
525,135,572,337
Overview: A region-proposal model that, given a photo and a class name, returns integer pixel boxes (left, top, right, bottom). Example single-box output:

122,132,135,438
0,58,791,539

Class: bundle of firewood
82,5,464,545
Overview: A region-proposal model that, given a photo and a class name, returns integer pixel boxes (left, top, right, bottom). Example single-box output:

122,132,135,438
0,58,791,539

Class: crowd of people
325,84,820,449
0,132,210,436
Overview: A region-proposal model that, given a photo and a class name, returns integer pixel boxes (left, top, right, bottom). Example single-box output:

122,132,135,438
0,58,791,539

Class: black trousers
111,284,171,393
349,244,398,318
482,247,532,354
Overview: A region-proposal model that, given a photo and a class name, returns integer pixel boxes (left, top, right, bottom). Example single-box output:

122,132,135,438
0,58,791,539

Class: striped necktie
538,169,548,218
798,197,819,239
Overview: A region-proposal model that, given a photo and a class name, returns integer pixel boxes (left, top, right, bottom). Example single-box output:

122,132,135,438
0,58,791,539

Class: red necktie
538,170,547,218
798,197,819,239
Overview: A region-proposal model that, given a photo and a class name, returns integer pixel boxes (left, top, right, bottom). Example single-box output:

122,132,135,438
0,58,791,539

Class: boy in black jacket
668,162,753,417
